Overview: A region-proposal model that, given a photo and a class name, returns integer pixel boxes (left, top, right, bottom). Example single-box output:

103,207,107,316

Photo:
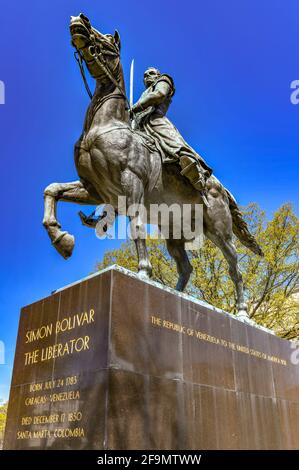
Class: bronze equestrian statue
42,13,263,317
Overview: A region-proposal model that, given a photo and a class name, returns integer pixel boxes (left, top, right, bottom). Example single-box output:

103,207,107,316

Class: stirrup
78,211,99,229
192,179,205,191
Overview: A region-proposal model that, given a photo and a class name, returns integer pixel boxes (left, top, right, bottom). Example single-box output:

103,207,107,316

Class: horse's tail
226,190,264,257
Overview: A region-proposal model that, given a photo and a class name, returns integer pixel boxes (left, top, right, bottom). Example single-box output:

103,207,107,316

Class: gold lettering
50,390,80,402
40,336,90,362
29,382,43,392
53,427,85,438
236,344,249,354
17,429,51,439
24,349,39,365
25,395,47,406
33,429,51,439
17,430,32,439
150,315,287,366
33,414,60,425
55,309,95,334
25,324,53,344
151,315,162,326
21,416,32,426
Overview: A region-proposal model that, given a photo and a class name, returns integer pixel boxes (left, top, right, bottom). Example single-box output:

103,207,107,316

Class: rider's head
144,67,161,88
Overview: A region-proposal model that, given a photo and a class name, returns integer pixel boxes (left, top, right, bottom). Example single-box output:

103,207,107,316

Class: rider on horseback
132,67,212,191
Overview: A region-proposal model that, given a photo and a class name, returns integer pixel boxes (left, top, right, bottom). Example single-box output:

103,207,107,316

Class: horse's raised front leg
43,180,99,259
121,169,152,279
166,239,193,291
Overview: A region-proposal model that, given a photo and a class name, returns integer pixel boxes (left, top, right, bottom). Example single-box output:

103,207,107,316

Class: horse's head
70,13,121,83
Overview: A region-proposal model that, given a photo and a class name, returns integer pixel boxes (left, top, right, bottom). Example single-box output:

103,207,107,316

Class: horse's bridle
74,33,130,110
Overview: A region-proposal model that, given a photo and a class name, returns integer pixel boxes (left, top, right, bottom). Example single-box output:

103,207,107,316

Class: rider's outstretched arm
132,81,171,113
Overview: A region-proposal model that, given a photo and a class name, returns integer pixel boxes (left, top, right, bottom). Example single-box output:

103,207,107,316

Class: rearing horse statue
42,13,263,317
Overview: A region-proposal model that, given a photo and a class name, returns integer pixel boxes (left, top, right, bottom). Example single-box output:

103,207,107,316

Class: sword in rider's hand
129,59,135,124
130,59,134,107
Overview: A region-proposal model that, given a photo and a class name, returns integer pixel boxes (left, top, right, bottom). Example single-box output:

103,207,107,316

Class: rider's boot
179,155,208,191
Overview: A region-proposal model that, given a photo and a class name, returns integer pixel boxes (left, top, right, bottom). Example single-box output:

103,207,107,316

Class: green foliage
0,402,7,447
96,203,299,339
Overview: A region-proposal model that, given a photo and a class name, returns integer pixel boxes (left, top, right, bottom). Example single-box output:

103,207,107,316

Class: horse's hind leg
205,229,247,316
166,239,193,291
121,169,152,278
43,180,99,259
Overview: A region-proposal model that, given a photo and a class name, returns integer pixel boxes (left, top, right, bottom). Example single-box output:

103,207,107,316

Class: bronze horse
43,13,263,316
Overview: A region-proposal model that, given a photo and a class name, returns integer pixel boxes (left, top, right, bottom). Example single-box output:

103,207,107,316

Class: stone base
4,265,299,449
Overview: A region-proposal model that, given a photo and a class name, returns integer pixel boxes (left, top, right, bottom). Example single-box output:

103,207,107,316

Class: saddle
132,126,160,154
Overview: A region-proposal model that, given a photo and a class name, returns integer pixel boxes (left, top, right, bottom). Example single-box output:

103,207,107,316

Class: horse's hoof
236,309,255,326
236,309,248,319
175,274,190,292
137,269,151,280
53,232,75,259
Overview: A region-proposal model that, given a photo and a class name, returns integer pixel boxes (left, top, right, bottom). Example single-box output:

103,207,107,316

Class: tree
96,203,299,340
0,402,7,449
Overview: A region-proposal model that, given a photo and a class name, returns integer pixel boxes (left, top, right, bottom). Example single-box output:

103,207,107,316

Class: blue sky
0,0,298,402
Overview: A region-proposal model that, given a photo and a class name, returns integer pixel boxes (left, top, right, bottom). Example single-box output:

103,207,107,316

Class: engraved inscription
151,315,287,366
